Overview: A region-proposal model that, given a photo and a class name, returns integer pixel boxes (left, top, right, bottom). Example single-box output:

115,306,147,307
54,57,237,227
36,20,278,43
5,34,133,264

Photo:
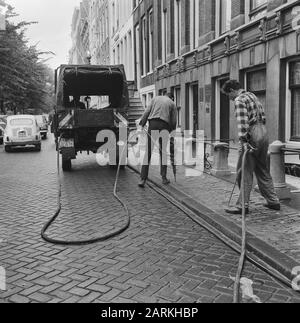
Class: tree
0,2,55,115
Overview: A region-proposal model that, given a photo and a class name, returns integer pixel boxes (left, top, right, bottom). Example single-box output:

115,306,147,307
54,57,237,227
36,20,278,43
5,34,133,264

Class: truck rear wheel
62,158,72,172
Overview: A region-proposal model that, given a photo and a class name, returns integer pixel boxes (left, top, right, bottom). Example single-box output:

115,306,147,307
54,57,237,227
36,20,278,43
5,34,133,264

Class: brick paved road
0,137,299,303
129,144,300,262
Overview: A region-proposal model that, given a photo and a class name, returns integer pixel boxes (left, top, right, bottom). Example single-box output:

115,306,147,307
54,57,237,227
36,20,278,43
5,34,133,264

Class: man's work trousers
141,119,173,181
236,123,280,208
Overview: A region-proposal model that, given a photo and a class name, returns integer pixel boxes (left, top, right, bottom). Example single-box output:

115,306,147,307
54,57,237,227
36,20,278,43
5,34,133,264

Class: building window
142,16,147,76
250,0,267,10
117,44,120,64
159,88,167,96
149,92,154,102
249,0,267,20
112,2,115,34
148,9,153,73
174,0,181,57
220,0,232,35
246,69,267,110
116,0,119,29
162,9,168,64
289,62,300,141
190,0,199,50
142,94,147,109
134,24,141,88
174,87,182,128
147,92,154,108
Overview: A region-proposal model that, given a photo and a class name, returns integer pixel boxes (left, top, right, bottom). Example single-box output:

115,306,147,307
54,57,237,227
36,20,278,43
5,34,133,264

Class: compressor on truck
52,64,130,171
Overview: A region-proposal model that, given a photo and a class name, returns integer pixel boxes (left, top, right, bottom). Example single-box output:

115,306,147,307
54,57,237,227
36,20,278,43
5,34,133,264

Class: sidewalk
228,147,300,210
127,144,300,285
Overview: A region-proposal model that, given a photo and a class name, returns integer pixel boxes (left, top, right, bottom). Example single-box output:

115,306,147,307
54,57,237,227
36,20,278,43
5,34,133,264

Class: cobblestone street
0,137,300,303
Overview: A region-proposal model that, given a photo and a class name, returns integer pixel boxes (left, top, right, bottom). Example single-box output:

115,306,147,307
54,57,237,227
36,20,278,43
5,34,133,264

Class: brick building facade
133,0,156,108
133,0,300,151
69,0,300,154
89,0,110,66
69,0,90,65
110,0,135,81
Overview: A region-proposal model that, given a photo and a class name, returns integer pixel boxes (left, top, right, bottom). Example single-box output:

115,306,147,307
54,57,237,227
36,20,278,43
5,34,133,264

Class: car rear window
10,119,34,126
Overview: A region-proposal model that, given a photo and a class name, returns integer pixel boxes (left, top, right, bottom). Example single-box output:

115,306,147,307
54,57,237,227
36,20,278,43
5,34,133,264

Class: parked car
0,115,7,145
4,115,41,152
35,115,48,140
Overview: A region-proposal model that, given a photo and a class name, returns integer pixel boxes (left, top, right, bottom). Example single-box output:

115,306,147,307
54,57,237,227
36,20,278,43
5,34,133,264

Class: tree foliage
0,3,55,115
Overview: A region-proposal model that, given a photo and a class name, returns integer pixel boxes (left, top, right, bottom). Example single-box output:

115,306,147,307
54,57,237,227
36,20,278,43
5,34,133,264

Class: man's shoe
225,207,249,215
162,178,171,185
138,180,146,188
263,203,281,211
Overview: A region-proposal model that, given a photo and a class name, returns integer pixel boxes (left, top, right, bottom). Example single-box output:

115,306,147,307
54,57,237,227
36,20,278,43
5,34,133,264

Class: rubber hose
233,149,249,303
41,135,132,246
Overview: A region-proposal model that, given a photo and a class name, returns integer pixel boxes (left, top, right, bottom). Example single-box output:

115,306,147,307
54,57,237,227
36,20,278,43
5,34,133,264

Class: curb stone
128,164,300,288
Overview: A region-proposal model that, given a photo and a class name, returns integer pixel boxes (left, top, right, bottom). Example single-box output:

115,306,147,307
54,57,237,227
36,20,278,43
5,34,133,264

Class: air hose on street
42,128,176,246
233,148,250,303
42,130,254,303
41,136,132,246
140,131,252,303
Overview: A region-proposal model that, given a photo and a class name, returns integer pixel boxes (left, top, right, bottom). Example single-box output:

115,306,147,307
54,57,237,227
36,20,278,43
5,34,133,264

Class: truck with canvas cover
53,64,129,171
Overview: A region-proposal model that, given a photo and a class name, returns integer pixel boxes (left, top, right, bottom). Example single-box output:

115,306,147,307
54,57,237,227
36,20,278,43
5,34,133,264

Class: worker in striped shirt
222,80,280,215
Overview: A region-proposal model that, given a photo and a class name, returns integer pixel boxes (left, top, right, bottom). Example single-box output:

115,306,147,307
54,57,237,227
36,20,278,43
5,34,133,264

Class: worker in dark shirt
138,93,177,188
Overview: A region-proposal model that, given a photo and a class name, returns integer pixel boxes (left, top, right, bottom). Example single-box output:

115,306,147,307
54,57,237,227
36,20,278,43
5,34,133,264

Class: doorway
192,84,199,135
215,77,230,143
186,83,199,135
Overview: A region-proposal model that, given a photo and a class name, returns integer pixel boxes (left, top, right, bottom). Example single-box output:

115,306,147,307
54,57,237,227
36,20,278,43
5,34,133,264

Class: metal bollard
269,141,291,200
211,142,231,177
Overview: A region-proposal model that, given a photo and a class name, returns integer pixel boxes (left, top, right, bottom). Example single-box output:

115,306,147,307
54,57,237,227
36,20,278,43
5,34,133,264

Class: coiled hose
41,135,132,246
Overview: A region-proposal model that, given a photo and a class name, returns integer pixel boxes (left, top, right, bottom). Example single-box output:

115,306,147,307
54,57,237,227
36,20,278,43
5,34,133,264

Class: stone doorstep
128,164,300,286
